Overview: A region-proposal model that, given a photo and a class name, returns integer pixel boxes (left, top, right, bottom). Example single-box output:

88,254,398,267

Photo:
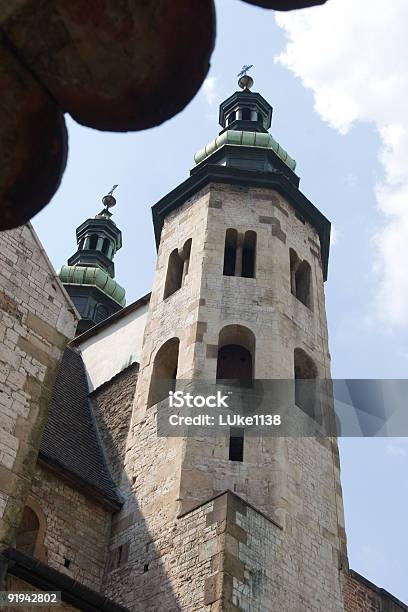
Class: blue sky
33,0,408,602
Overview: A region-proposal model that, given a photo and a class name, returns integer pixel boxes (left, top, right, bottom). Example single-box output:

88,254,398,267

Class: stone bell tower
104,73,347,612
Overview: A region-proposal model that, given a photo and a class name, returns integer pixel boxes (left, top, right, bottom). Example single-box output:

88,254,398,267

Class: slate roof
39,347,122,511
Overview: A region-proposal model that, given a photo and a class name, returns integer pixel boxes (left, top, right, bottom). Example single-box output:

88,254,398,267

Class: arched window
15,503,47,561
227,111,236,125
241,107,251,121
148,338,179,407
223,230,256,278
164,250,183,299
296,261,312,307
290,248,312,309
223,229,238,276
257,112,263,125
102,237,111,256
294,348,318,419
242,231,256,278
15,506,39,556
217,345,252,386
88,234,98,250
163,239,192,299
216,325,255,387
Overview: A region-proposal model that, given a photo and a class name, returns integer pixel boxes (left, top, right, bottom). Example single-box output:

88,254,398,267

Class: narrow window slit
229,428,244,462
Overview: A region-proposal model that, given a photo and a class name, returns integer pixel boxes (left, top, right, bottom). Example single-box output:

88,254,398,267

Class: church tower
58,187,126,334
104,73,347,612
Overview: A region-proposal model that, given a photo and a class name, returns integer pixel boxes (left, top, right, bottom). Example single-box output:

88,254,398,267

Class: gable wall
0,224,77,552
78,303,148,391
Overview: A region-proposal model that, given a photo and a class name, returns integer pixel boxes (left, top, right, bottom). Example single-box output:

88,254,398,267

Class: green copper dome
58,265,126,307
194,130,296,171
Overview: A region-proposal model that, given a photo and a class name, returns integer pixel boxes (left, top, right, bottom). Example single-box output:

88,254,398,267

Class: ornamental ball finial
237,64,254,90
102,184,118,211
238,74,254,90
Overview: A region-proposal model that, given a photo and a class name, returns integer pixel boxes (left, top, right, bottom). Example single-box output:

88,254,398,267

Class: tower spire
191,74,297,190
58,186,126,334
216,68,272,134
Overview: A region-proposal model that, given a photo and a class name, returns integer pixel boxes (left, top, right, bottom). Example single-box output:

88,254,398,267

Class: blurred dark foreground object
0,0,326,231
0,0,215,230
241,0,326,8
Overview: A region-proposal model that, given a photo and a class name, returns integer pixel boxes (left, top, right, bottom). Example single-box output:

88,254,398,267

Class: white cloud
203,76,217,106
275,0,408,328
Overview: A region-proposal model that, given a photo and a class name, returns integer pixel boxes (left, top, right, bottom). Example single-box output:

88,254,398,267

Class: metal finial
237,65,254,90
237,65,253,78
102,184,118,211
99,185,118,218
107,184,118,197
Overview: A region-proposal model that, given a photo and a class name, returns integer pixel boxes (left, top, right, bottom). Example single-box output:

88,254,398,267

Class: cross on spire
237,64,253,78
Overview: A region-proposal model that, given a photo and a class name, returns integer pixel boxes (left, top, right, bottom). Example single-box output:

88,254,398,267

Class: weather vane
237,64,253,78
100,184,118,217
107,184,118,197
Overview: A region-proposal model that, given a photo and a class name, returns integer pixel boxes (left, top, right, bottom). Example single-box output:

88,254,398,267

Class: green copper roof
194,130,296,171
58,265,126,307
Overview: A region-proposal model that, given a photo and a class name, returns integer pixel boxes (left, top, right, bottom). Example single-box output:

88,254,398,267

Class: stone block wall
104,488,219,610
343,570,407,612
184,490,343,612
0,224,77,551
103,398,182,608
89,363,138,487
106,488,344,612
228,491,342,612
29,464,111,591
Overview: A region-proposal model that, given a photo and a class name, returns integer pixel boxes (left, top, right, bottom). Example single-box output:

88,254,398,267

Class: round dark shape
102,195,116,209
0,44,67,231
3,0,216,132
238,75,254,90
240,0,327,9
